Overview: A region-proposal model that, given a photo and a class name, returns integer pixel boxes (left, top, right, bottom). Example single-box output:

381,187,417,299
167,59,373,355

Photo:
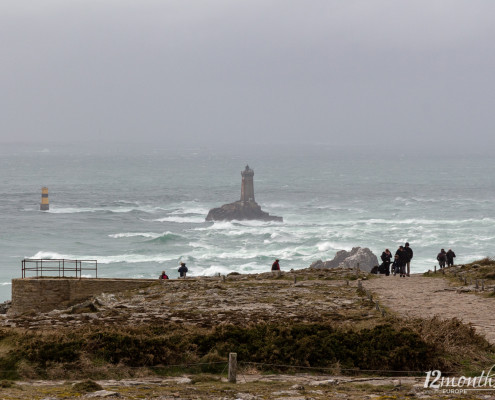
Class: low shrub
72,379,103,393
1,317,493,379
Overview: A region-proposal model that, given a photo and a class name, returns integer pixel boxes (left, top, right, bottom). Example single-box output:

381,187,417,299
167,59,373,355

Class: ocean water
0,144,494,302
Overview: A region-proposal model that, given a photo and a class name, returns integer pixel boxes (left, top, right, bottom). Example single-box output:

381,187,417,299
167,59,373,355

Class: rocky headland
1,259,495,399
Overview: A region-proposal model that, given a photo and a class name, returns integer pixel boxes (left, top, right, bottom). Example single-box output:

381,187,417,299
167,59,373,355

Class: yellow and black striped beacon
40,187,49,211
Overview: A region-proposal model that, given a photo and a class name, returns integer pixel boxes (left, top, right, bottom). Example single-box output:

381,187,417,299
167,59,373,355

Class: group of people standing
378,244,457,276
437,249,456,268
379,242,413,277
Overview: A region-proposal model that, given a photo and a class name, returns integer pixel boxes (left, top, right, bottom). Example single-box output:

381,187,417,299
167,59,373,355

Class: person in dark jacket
395,246,408,277
437,249,447,269
446,249,456,267
404,242,413,277
271,259,280,271
380,249,392,276
178,262,188,278
159,271,169,280
391,254,401,276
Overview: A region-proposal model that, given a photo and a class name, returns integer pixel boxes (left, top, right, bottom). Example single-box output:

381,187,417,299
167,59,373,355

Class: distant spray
40,187,49,211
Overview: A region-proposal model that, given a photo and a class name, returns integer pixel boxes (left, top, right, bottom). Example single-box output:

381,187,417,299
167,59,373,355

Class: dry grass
424,257,495,291
399,316,495,374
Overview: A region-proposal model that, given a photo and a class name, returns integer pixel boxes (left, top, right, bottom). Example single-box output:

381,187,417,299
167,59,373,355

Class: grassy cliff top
0,266,493,388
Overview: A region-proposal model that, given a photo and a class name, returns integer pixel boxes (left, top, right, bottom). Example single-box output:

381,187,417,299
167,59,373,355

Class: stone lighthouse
205,165,282,222
240,165,255,203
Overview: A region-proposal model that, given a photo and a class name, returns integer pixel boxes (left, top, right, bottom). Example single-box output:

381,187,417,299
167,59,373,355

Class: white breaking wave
478,236,495,241
192,245,315,261
222,230,248,236
233,219,283,227
154,216,205,223
88,254,178,264
170,206,210,215
188,242,213,249
238,262,274,274
47,207,100,214
30,251,74,259
206,221,235,230
317,241,349,252
109,232,166,239
324,218,495,226
195,265,232,276
47,204,166,214
30,251,179,264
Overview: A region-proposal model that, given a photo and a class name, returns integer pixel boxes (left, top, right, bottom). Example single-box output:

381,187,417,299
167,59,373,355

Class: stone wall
10,278,156,315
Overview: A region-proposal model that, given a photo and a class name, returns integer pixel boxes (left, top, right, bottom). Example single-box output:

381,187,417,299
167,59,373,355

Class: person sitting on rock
271,259,280,271
159,271,169,280
178,262,188,278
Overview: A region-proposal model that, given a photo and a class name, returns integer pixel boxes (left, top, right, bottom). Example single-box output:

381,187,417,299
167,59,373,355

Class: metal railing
21,258,98,279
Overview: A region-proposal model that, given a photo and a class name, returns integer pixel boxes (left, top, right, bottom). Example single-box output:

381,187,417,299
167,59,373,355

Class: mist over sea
0,143,493,302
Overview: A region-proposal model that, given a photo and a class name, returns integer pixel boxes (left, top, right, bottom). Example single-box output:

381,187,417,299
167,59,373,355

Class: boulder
310,247,378,273
206,200,282,222
0,301,11,315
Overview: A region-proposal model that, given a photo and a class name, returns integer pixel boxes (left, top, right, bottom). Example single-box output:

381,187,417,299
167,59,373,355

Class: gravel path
365,274,495,344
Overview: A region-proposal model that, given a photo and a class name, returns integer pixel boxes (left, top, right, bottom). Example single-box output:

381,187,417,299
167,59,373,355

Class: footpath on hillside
365,273,495,345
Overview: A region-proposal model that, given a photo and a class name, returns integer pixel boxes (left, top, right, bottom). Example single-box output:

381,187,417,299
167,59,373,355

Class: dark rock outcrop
206,200,282,222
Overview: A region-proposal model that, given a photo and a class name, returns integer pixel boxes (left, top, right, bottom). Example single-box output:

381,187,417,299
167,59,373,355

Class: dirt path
365,274,495,345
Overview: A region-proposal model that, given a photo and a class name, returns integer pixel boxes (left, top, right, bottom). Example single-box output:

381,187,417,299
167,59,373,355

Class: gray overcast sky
1,1,494,150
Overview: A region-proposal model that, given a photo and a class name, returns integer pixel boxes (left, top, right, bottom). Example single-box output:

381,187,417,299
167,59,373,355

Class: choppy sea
0,143,493,302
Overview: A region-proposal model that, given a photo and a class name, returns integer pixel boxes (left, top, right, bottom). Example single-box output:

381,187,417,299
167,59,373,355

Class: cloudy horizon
1,1,494,152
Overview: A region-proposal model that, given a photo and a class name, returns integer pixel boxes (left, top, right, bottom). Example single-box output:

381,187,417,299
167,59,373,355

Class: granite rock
310,247,378,273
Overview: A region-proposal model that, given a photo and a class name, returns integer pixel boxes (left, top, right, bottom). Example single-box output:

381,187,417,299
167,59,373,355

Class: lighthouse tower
240,165,255,203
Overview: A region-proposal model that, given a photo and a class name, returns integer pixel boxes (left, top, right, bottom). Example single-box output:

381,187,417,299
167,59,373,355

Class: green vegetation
0,317,493,380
